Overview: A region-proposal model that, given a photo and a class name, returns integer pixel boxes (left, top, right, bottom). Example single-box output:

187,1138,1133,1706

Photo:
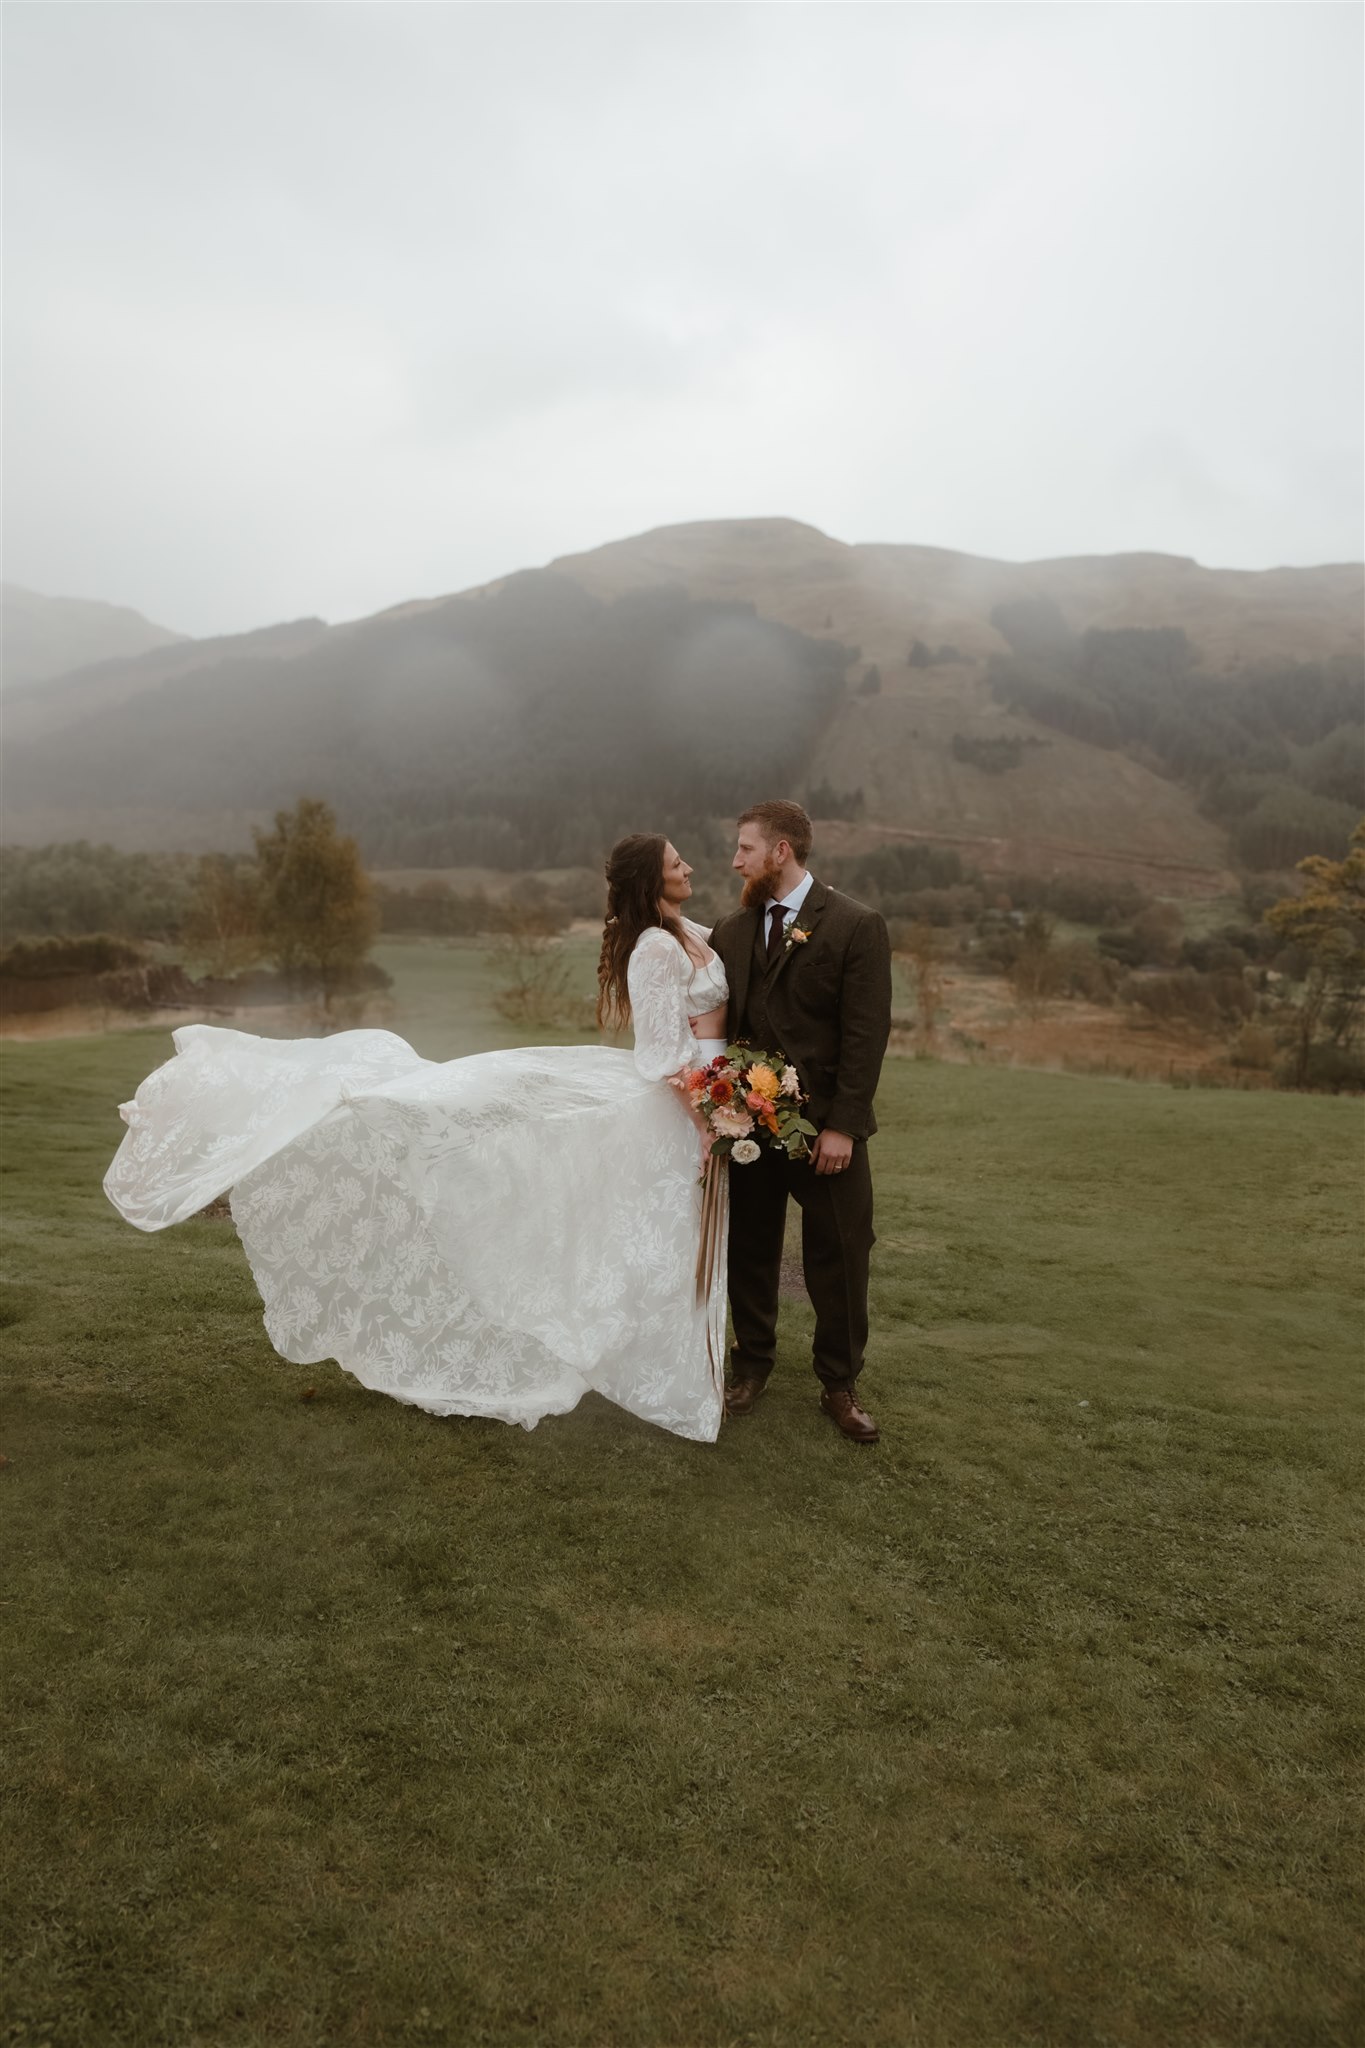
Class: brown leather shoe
724,1378,767,1417
820,1388,880,1443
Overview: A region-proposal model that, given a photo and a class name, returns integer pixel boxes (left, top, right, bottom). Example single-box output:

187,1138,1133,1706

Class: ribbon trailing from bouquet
695,1151,729,1396
683,1045,815,1406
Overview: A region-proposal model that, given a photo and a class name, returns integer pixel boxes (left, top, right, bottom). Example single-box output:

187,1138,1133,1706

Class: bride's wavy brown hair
597,833,683,1031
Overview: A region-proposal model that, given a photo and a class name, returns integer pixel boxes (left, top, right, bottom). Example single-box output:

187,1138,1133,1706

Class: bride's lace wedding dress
104,918,729,1442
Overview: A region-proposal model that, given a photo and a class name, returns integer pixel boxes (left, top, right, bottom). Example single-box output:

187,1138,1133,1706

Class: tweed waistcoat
740,915,778,1049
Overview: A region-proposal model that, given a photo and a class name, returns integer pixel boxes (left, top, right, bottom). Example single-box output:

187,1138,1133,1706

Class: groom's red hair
737,799,813,864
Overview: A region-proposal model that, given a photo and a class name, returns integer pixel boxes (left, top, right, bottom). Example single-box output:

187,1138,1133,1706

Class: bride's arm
626,930,701,1083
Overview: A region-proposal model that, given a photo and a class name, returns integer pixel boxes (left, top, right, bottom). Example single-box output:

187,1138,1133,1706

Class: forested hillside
8,574,850,869
986,599,1362,869
3,521,1360,886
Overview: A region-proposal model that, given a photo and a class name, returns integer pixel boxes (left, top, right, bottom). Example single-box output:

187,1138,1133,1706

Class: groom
709,800,892,1443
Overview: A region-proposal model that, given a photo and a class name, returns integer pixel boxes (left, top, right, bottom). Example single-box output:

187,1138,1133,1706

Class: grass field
2,943,1362,2047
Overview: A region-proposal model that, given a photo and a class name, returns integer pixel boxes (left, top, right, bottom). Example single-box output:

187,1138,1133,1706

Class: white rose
731,1138,761,1164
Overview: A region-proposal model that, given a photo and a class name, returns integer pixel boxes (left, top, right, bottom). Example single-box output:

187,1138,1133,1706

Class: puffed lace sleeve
627,928,697,1082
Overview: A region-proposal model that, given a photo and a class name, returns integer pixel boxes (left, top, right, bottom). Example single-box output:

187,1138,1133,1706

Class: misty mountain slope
2,618,333,745
1,583,186,694
550,521,1363,670
2,521,1359,882
4,574,851,866
544,522,1362,880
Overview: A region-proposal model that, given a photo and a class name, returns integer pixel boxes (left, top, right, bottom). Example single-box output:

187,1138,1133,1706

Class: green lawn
2,946,1361,2047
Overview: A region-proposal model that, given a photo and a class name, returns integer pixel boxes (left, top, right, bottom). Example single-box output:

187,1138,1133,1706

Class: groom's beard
740,857,785,912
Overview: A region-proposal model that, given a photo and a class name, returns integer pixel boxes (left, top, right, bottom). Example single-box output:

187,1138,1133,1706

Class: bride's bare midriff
689,1003,728,1041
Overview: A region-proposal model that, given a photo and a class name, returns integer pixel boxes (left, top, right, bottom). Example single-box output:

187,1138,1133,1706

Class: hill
541,522,1362,887
2,617,332,746
1,583,186,693
2,523,1360,888
2,574,850,868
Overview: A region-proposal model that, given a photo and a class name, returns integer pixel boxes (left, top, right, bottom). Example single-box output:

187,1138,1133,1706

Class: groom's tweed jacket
710,879,893,1140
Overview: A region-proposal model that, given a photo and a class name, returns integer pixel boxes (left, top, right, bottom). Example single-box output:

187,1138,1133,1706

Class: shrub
1227,1023,1278,1071
972,923,1021,974
1132,903,1184,966
1054,940,1120,1004
1241,876,1284,923
830,842,968,911
1098,928,1149,969
1179,928,1268,973
1275,1042,1365,1093
1229,786,1361,869
804,780,866,821
0,933,146,979
0,841,194,942
995,871,1152,927
904,885,983,928
951,732,1023,774
1127,969,1254,1029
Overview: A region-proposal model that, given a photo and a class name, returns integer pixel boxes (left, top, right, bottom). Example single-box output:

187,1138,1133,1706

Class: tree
804,780,865,822
904,922,946,1053
1132,902,1183,967
1012,910,1061,1017
1265,820,1365,1087
491,903,581,1029
253,798,378,1002
181,855,263,978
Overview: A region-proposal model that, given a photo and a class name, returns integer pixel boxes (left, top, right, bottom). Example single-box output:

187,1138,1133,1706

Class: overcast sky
4,2,1362,638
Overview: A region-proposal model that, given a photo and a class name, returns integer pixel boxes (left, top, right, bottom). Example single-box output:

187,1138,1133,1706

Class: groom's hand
810,1129,854,1176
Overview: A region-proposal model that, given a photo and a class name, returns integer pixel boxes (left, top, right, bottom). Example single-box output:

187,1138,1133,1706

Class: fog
4,1,1362,636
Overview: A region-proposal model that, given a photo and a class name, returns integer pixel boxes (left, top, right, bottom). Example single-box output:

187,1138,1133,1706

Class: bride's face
658,842,694,908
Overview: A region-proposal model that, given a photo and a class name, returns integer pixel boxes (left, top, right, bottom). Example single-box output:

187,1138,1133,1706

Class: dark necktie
766,903,787,962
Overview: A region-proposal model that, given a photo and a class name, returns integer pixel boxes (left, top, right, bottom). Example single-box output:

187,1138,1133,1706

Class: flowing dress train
103,922,729,1442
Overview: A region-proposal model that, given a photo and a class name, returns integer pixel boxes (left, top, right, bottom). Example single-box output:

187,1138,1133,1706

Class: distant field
370,864,600,900
2,966,1361,2046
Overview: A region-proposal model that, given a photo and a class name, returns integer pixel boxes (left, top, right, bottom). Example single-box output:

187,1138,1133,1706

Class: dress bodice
626,917,730,1081
681,919,728,1014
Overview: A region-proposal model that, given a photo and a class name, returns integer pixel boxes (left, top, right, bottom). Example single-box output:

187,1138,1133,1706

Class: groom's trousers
726,1139,875,1392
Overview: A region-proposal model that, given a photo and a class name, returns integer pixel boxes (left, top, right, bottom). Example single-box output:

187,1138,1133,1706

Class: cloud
3,1,1361,634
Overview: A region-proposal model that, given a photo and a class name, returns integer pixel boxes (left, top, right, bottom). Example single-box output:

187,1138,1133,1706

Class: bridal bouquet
687,1047,816,1385
684,1046,817,1165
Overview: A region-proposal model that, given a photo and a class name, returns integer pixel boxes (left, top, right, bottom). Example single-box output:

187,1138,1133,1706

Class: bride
104,834,730,1442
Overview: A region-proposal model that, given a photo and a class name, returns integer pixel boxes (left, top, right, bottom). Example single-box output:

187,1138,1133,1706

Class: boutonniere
784,922,812,953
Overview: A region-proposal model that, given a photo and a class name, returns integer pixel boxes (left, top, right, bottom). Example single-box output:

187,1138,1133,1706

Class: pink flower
745,1090,769,1114
711,1106,754,1139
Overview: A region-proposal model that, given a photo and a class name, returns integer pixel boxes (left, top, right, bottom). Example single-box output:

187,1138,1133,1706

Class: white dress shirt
765,869,815,937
